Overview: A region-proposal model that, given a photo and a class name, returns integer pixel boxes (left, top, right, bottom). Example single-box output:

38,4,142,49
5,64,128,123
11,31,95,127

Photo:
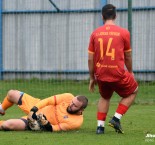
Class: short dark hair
77,95,88,109
102,4,116,20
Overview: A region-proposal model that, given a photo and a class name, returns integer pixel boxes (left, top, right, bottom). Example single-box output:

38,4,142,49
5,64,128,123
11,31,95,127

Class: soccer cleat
108,119,124,134
96,126,104,134
0,111,5,115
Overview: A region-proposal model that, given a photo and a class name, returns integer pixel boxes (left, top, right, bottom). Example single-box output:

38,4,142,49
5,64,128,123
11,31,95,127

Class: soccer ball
28,120,41,131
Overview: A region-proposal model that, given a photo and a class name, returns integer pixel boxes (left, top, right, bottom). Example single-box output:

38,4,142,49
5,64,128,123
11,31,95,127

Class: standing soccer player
88,4,138,134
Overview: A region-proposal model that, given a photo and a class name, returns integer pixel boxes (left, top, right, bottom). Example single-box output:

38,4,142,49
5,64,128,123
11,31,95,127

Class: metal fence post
0,0,3,80
128,0,132,47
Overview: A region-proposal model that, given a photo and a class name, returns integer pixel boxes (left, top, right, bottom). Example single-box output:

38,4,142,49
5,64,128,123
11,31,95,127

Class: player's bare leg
108,88,138,133
0,90,21,115
96,97,110,134
119,88,138,107
0,119,26,131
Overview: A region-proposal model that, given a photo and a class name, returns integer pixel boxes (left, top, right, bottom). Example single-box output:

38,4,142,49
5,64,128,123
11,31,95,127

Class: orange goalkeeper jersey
20,93,83,131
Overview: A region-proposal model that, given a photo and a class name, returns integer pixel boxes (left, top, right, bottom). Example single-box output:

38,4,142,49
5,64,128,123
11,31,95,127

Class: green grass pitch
0,80,155,145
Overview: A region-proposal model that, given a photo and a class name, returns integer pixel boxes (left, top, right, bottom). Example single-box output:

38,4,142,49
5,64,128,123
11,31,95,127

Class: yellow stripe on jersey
88,50,94,54
124,49,132,52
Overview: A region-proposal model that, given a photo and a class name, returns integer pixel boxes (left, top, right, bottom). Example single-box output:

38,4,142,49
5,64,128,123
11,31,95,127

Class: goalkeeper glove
31,106,38,113
29,106,39,120
37,113,53,132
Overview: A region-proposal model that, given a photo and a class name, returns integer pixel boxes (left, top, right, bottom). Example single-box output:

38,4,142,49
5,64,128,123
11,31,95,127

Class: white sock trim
0,104,5,113
114,112,122,120
97,120,105,127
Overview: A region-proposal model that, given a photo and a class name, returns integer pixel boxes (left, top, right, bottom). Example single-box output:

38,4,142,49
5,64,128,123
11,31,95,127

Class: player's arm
88,52,95,79
124,51,133,73
28,94,72,119
37,114,74,132
88,51,96,92
28,96,57,121
34,96,55,109
88,33,96,92
88,52,96,92
33,93,71,110
124,30,133,74
52,122,81,131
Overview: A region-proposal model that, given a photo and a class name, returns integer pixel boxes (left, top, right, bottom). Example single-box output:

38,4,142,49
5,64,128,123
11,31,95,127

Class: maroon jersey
88,25,131,82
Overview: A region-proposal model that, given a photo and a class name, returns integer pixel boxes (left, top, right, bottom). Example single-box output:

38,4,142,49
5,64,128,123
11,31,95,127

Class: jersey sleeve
34,96,56,109
52,118,83,131
52,123,72,131
35,93,73,109
123,29,132,52
88,33,95,54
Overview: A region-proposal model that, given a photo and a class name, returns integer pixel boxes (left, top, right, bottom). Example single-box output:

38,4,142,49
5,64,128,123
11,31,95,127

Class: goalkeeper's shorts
18,92,40,114
20,117,31,130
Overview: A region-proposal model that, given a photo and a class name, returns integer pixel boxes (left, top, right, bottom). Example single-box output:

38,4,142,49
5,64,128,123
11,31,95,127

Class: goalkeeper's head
67,95,88,115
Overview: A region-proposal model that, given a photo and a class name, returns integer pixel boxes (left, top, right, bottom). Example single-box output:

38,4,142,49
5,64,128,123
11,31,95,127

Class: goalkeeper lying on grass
0,90,88,132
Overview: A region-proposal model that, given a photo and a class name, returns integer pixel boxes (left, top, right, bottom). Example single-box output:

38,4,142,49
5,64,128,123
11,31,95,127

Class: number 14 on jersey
98,38,115,60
